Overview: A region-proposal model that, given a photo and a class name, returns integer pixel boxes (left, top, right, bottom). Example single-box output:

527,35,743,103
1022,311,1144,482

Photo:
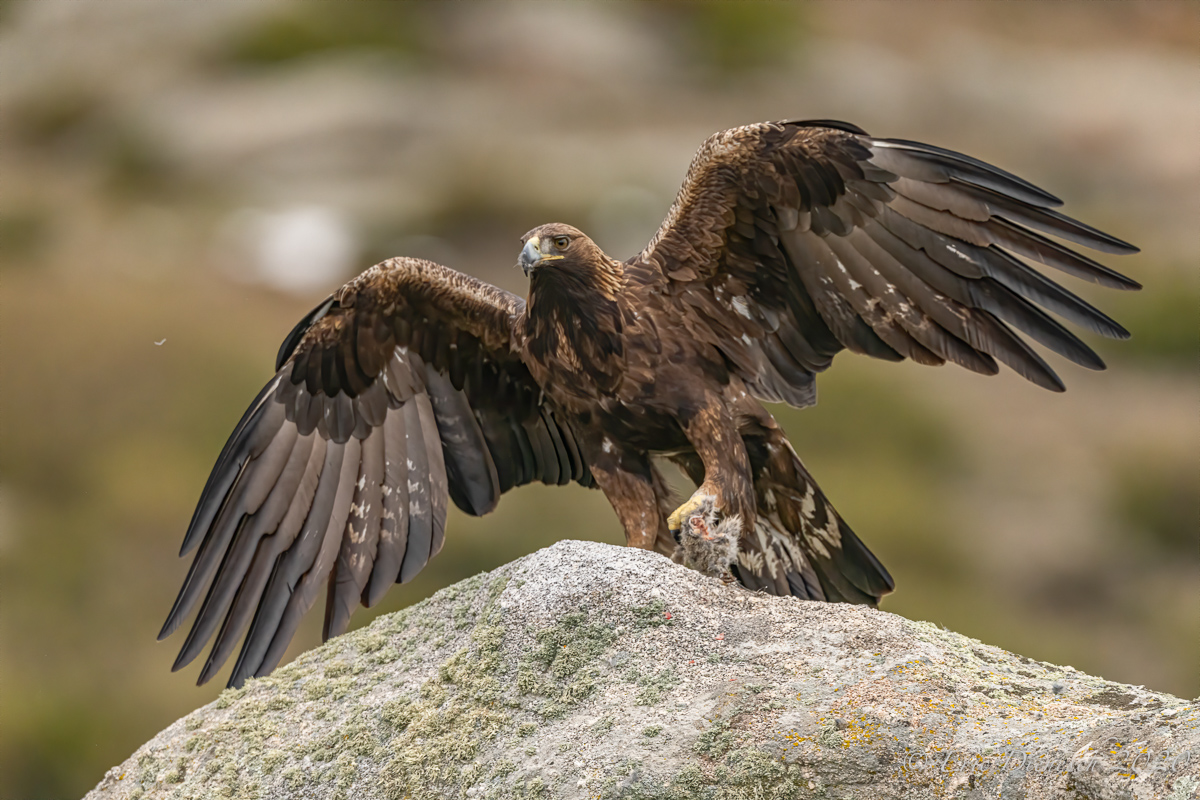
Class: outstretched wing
640,120,1139,407
160,258,590,688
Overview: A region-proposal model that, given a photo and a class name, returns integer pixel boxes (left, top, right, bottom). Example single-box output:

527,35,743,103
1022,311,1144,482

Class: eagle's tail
737,438,894,605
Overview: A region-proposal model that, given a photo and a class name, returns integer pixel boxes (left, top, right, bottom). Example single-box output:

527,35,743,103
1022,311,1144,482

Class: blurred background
0,1,1196,796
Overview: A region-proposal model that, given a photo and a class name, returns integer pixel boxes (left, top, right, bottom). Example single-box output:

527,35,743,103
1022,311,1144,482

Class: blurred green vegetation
0,208,52,264
7,83,188,202
100,126,185,199
1100,267,1200,367
222,0,808,79
1112,451,1199,559
8,83,103,148
220,2,432,68
651,3,808,78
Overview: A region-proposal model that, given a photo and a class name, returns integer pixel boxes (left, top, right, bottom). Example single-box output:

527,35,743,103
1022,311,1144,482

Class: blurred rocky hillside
0,2,1196,798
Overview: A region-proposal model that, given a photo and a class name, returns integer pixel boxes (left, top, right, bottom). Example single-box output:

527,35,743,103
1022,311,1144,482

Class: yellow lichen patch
836,714,886,749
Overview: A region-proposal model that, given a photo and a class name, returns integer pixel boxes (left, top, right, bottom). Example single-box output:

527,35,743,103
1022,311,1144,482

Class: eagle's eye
553,236,570,250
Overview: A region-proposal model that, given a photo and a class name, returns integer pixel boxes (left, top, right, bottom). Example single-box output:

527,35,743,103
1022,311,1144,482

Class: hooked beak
519,237,542,277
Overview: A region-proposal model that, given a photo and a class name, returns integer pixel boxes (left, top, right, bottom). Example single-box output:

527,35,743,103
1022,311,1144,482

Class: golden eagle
161,120,1138,687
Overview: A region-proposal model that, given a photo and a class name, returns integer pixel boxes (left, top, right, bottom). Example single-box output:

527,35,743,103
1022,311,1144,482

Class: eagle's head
518,223,623,300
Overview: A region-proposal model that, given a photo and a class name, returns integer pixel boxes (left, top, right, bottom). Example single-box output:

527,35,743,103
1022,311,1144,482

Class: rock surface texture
87,541,1197,800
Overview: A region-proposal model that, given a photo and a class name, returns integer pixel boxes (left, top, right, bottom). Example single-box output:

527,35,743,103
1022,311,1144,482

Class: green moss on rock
631,598,672,628
517,611,616,718
634,667,681,706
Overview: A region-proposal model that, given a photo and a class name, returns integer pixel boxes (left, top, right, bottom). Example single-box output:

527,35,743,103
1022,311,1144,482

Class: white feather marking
946,244,971,262
776,206,799,231
808,537,831,559
762,545,780,575
738,550,764,573
732,296,753,319
817,518,841,546
799,485,817,520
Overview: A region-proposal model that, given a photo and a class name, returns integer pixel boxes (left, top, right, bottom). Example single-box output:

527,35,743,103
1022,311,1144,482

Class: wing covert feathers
639,120,1138,404
164,257,591,687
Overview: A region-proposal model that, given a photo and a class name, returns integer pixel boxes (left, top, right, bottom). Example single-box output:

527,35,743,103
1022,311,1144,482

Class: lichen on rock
86,541,1197,800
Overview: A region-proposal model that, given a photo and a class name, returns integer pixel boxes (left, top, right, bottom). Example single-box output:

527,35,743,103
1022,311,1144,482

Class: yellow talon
668,492,713,534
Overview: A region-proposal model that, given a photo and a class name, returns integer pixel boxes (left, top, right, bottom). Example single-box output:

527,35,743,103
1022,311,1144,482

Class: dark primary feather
199,433,325,685
639,119,1139,404
162,257,592,687
396,395,435,584
323,424,384,641
175,380,283,559
364,406,409,608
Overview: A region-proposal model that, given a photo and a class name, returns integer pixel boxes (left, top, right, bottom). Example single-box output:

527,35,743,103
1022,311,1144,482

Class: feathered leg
588,444,676,555
665,392,756,571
